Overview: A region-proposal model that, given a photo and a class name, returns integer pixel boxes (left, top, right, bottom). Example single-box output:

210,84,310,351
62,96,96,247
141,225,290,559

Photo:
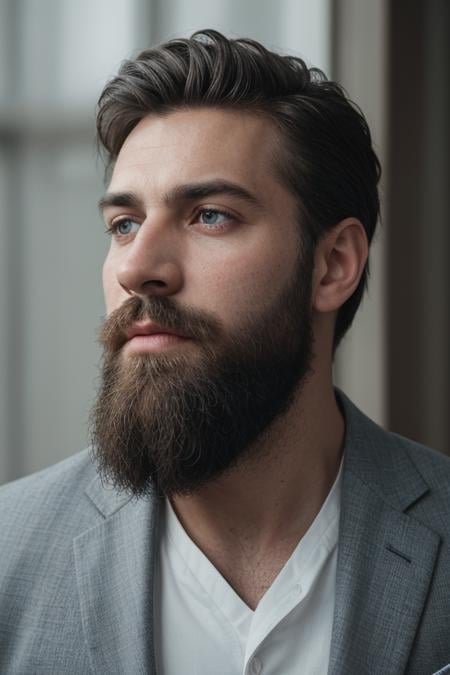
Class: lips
126,321,188,341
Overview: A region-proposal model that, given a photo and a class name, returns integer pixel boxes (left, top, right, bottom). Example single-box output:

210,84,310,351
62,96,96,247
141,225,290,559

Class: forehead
108,108,285,199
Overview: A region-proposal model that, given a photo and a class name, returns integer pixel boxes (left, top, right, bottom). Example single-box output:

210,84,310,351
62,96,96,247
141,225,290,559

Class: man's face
93,108,315,497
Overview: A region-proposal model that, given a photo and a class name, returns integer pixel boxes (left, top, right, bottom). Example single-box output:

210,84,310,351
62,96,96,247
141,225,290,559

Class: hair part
96,28,381,355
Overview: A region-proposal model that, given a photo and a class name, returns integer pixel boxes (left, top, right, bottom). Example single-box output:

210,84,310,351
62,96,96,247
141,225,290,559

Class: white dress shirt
155,459,342,675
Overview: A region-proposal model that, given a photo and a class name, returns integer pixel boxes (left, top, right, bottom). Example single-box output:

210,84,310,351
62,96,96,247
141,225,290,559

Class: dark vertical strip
420,0,450,453
387,0,426,442
443,0,450,453
387,0,449,452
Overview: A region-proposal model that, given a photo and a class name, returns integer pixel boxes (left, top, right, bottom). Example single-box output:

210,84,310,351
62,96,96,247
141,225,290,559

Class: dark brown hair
96,29,381,354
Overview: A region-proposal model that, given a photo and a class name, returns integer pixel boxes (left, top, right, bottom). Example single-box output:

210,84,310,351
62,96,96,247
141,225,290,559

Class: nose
116,220,183,298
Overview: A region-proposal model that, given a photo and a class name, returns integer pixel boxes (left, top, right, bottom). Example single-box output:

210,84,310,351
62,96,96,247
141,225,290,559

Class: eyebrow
98,179,264,214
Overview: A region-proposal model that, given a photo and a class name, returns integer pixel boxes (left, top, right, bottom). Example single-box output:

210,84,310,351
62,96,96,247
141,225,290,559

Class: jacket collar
75,473,160,673
329,388,440,674
334,387,429,510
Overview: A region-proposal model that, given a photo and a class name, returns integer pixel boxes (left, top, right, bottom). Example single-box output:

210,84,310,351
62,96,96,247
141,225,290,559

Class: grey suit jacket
1,388,450,674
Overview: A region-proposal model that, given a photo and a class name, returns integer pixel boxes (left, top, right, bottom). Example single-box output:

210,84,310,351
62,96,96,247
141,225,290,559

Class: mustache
99,295,222,353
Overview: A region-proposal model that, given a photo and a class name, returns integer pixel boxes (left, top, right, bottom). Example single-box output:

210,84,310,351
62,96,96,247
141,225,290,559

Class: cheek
193,243,294,326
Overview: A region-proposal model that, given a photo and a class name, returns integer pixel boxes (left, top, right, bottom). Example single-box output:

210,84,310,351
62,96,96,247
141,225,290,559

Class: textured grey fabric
0,388,449,674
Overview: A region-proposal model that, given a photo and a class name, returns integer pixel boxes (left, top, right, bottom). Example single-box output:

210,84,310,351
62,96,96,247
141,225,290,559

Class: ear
312,218,369,313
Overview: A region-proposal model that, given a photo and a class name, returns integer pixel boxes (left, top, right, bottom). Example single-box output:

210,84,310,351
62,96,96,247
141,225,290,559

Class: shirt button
250,657,262,674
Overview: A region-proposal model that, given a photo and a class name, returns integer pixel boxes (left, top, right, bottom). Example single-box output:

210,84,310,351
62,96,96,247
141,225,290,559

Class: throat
197,539,300,610
228,571,285,611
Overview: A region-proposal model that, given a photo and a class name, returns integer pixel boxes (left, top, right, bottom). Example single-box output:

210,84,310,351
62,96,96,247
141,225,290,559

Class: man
0,29,449,675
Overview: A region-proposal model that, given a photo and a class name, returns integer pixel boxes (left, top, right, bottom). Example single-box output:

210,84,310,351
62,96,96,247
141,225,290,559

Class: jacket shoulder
0,449,101,546
0,451,99,672
337,387,450,522
389,429,450,490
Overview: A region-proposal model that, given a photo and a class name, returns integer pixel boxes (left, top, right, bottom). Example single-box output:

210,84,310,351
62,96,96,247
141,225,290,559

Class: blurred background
0,0,448,484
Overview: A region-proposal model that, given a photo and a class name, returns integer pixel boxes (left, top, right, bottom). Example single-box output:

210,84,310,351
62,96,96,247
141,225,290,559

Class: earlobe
312,218,368,314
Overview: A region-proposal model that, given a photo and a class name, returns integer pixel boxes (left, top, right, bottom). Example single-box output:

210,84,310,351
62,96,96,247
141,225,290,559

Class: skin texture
101,108,369,608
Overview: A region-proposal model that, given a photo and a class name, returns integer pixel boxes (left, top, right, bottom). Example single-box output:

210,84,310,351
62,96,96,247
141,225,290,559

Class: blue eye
197,209,233,230
107,219,140,237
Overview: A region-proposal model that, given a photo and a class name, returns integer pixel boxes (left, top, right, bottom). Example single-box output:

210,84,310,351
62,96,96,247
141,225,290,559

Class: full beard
90,256,315,498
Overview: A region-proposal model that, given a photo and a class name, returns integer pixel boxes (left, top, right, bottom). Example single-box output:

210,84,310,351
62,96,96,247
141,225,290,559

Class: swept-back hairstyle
96,29,381,355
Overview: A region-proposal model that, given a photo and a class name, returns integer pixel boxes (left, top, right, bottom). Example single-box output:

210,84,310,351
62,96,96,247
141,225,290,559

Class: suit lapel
329,390,441,674
74,475,160,674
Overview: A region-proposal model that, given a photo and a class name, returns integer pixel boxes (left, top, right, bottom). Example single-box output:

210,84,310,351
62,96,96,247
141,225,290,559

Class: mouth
123,321,191,354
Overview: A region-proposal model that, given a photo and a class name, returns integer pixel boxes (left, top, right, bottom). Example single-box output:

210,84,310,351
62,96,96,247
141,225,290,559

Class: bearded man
1,29,450,675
